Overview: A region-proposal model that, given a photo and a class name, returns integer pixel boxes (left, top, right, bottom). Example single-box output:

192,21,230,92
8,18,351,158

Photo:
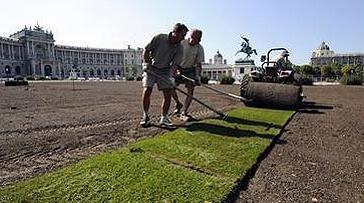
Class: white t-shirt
179,39,205,69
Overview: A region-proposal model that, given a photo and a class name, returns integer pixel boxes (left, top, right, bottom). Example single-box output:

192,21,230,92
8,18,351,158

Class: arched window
44,65,52,76
97,69,101,76
111,70,115,76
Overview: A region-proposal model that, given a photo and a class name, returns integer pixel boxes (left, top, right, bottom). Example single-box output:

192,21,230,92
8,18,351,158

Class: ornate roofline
54,45,143,53
0,36,21,43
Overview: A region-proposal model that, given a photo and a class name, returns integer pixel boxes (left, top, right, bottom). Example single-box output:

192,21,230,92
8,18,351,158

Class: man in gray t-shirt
140,23,188,127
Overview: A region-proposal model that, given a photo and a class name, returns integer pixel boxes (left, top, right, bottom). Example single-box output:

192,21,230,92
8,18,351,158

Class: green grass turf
0,107,294,202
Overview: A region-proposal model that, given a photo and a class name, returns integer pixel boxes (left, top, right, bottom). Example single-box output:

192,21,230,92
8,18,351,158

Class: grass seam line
142,151,235,182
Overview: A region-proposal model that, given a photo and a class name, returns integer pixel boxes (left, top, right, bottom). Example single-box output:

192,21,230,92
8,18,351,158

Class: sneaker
180,113,193,122
159,116,174,127
173,103,183,115
140,114,150,127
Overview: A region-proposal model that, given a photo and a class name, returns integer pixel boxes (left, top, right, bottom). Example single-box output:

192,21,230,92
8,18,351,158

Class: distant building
311,42,364,66
201,51,258,82
0,25,143,79
201,51,233,81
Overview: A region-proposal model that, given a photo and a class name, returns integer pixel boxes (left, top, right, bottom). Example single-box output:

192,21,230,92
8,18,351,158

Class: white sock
143,111,148,117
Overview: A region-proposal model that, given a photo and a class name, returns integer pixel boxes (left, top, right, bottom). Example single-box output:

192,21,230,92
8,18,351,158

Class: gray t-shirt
144,33,183,69
179,39,205,69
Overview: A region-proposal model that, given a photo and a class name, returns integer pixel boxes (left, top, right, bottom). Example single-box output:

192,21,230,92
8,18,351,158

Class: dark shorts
176,67,197,87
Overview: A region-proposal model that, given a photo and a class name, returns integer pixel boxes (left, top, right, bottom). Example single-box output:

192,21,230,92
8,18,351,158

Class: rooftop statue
235,35,257,60
34,23,43,31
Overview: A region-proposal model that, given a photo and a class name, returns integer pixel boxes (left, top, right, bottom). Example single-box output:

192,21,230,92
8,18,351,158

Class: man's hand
171,65,181,77
142,63,149,72
169,77,176,87
195,75,201,86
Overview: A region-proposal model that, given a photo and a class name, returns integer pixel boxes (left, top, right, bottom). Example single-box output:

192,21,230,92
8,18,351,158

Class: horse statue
235,35,257,60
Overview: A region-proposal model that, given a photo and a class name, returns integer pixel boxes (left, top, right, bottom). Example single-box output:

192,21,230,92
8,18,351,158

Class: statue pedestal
232,59,256,81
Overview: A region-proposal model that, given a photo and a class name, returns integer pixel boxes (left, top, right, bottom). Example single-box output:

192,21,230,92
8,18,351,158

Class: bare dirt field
0,82,363,202
0,81,242,186
236,85,364,202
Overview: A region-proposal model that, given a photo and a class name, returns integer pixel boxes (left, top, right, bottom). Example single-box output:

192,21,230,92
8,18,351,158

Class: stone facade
0,25,143,79
311,42,364,66
202,51,233,81
202,51,259,82
232,59,256,80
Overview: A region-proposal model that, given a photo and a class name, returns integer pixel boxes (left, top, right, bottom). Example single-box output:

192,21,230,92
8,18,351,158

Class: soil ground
236,85,364,202
0,81,242,186
0,81,363,202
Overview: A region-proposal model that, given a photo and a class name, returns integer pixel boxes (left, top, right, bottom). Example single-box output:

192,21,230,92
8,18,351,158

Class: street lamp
71,63,78,90
5,67,10,81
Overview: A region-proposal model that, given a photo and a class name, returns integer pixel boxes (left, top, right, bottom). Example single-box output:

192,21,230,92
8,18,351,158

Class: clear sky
0,0,363,65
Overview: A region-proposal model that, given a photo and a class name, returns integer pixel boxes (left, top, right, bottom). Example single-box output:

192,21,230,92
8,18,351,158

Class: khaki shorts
142,67,174,90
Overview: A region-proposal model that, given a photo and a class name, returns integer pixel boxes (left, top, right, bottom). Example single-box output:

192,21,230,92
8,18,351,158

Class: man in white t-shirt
171,29,205,121
276,50,292,71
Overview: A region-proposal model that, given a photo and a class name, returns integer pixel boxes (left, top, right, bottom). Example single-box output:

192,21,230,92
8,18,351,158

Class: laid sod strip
0,150,232,202
0,107,294,202
131,107,293,180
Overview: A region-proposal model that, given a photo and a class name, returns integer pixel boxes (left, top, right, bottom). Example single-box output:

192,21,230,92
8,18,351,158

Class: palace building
311,42,364,66
202,51,233,81
202,51,258,82
0,25,143,79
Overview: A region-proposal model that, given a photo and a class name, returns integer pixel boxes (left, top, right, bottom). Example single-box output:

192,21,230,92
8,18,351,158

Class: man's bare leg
161,88,172,116
183,85,194,115
142,87,153,114
160,88,174,126
171,88,183,115
140,87,153,126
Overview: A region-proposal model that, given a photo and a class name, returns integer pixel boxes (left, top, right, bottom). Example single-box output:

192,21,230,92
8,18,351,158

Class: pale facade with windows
202,51,258,82
0,25,143,79
311,42,364,66
201,51,233,81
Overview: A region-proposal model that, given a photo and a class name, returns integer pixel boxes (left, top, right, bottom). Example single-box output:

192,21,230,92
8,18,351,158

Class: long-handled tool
180,74,252,102
147,70,228,119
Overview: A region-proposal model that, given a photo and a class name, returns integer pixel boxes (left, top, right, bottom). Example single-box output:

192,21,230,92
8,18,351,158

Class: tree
354,64,363,76
300,65,315,76
341,64,354,76
331,63,342,77
320,65,334,77
313,66,321,75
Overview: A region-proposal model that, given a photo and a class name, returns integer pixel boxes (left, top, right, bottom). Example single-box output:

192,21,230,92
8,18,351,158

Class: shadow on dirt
221,112,295,203
298,101,334,114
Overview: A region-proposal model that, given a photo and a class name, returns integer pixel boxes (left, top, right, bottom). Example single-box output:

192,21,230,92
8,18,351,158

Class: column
11,45,14,59
0,43,3,58
31,41,34,57
27,42,30,57
8,44,11,59
19,46,22,60
47,43,50,58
